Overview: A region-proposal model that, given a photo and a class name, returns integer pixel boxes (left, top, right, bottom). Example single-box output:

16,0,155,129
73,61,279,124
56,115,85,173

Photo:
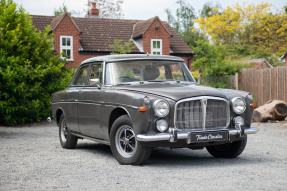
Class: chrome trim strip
102,61,106,86
201,99,207,129
174,96,230,130
136,127,258,142
71,133,110,145
52,100,138,109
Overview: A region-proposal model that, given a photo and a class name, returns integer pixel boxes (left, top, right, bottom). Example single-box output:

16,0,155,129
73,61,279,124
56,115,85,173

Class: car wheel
59,114,78,149
110,115,151,165
206,136,247,158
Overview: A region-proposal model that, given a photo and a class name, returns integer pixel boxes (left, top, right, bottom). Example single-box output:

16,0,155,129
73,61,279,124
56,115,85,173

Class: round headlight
233,116,244,125
232,97,246,114
153,99,170,117
155,119,168,132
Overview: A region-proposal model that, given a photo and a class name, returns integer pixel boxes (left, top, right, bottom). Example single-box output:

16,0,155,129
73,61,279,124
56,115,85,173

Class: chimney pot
91,2,96,9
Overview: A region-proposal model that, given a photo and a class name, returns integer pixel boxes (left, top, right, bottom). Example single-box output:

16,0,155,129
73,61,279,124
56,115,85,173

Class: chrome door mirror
89,78,101,89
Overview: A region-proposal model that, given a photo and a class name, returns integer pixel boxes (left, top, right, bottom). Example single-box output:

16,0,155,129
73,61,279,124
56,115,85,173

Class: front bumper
136,127,258,142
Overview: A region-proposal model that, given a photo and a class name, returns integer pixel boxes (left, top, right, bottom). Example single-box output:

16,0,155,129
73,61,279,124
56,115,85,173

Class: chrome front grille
174,97,229,130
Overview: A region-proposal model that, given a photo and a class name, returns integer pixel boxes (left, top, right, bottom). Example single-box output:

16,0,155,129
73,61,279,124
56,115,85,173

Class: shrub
0,0,73,125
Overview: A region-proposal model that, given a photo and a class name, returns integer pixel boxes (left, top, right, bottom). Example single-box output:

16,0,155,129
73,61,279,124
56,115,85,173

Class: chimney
89,2,99,18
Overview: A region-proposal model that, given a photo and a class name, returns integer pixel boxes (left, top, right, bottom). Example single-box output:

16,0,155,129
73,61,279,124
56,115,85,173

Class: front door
64,64,90,132
78,62,103,138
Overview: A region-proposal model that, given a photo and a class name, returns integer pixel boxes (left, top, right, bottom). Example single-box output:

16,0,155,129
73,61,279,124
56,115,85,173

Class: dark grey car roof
80,54,184,65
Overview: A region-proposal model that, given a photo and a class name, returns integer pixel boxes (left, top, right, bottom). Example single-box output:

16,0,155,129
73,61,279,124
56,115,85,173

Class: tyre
59,114,78,149
110,115,151,165
206,136,247,158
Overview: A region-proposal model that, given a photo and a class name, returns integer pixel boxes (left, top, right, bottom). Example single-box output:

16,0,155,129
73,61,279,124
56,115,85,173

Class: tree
86,0,124,18
54,1,82,17
198,2,222,18
0,0,72,125
109,39,135,54
194,2,287,51
165,0,207,48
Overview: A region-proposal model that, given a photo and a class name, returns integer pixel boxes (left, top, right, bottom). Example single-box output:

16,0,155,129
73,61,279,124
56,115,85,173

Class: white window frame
60,36,73,61
151,39,162,55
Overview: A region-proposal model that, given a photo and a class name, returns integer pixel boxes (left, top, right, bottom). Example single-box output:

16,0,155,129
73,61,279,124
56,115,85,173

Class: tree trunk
253,100,287,122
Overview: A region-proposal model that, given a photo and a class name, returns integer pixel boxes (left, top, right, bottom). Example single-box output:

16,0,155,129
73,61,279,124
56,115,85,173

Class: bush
0,0,73,125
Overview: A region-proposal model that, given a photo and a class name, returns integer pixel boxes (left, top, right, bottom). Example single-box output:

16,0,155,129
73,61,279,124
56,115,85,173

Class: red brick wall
179,56,193,71
142,18,171,55
285,55,287,66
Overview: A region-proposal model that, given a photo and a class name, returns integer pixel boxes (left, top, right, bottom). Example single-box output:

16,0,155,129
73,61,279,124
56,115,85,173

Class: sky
14,0,286,21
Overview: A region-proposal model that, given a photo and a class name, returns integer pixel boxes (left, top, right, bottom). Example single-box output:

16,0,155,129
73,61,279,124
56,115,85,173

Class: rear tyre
59,114,78,149
110,115,151,165
206,136,247,158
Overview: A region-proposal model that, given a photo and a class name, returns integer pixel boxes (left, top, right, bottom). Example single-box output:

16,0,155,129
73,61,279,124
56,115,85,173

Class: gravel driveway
0,120,287,190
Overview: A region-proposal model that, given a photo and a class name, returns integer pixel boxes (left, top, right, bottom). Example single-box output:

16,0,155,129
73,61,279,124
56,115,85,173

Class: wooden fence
240,67,287,107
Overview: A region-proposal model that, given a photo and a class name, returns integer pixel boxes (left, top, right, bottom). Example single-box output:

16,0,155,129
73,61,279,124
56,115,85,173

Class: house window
60,36,73,61
151,39,162,55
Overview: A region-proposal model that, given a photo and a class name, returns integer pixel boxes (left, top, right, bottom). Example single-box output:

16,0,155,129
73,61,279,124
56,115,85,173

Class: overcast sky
14,0,285,21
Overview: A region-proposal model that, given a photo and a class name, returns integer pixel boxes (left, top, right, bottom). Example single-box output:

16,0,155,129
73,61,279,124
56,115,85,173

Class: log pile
253,100,287,122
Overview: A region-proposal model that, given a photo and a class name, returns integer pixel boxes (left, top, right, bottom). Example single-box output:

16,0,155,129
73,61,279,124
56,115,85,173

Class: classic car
48,54,258,165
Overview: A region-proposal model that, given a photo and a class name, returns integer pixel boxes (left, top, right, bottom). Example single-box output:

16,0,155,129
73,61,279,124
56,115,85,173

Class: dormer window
151,39,162,55
60,36,73,61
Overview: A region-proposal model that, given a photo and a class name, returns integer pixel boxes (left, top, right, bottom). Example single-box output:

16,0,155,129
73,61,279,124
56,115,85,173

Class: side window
74,66,89,85
88,63,103,85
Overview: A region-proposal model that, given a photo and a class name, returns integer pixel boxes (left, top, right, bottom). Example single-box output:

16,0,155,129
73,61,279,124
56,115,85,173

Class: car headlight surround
153,99,170,117
247,93,253,101
232,97,246,114
155,119,168,132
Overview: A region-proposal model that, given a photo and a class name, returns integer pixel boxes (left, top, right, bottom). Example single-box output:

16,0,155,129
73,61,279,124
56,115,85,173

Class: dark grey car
49,54,258,165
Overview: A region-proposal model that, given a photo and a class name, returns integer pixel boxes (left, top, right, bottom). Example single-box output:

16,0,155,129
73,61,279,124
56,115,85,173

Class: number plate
187,130,229,144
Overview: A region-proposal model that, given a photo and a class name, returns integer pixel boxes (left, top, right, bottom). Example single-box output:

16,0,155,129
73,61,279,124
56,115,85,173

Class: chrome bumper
136,127,259,142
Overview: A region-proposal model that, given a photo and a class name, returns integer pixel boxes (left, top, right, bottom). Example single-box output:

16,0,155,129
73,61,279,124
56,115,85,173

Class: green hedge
0,0,73,125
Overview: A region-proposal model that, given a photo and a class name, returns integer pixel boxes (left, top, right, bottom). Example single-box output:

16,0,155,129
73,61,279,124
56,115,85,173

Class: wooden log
253,100,287,122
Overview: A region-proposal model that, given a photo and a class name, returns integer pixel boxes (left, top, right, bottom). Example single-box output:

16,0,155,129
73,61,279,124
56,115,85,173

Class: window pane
62,49,66,56
74,66,89,85
157,52,160,55
62,38,66,46
153,41,156,49
67,38,71,46
153,52,156,55
157,41,160,49
67,49,71,57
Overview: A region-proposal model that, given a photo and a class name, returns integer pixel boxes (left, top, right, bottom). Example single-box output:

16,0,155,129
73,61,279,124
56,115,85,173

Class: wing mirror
89,78,101,89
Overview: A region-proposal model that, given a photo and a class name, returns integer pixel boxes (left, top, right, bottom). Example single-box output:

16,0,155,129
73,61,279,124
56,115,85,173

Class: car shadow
74,142,264,167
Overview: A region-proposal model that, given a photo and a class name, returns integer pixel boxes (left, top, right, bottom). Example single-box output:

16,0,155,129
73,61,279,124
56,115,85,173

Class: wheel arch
108,107,130,135
55,107,65,126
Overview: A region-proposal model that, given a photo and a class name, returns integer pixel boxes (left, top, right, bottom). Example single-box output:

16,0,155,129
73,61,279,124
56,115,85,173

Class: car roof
80,54,184,65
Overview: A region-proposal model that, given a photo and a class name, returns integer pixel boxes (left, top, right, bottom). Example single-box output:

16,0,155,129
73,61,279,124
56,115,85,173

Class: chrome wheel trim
115,125,137,158
60,119,68,143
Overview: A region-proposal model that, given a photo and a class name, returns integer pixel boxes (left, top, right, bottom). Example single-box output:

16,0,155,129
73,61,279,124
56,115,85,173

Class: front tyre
110,115,151,165
59,114,78,149
206,136,247,158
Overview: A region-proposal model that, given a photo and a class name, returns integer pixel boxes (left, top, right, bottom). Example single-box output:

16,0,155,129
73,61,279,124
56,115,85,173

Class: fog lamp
155,119,168,132
233,116,244,126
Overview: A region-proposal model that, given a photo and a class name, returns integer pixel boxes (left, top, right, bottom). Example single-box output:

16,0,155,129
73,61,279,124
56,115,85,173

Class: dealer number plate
187,130,229,144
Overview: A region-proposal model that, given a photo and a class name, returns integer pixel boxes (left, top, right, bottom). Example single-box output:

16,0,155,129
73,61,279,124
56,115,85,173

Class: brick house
31,3,194,69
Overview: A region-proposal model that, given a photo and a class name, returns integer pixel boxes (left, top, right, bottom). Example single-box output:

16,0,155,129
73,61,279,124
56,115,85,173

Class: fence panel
240,66,287,107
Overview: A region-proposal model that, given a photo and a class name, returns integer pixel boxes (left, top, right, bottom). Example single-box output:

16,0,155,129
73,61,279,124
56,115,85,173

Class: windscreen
105,60,195,85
